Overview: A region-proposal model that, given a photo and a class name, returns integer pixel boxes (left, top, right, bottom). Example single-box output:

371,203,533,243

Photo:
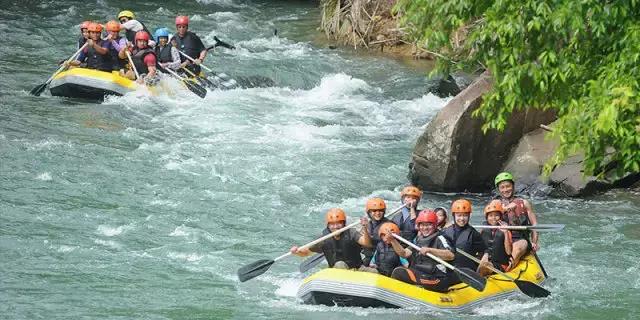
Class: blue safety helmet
154,27,171,43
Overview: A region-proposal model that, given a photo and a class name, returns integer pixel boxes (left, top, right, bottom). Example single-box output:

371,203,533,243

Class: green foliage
395,0,640,179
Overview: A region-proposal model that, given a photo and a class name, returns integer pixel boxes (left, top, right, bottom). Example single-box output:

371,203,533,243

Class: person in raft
118,31,157,84
392,186,422,241
104,20,127,71
289,208,372,270
389,210,455,292
441,199,489,281
78,20,91,49
434,207,449,230
494,172,539,268
362,197,392,266
173,15,207,75
68,23,114,72
364,222,409,276
478,200,513,276
154,28,182,72
117,10,154,46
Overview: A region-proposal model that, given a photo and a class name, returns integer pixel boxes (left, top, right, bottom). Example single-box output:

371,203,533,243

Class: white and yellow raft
297,254,546,311
49,68,144,100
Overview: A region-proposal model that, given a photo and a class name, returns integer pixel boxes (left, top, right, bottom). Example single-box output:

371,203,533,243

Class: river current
1,1,639,319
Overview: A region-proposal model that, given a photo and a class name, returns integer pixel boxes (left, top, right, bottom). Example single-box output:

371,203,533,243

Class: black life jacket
319,228,362,269
78,36,86,49
496,196,532,239
174,31,204,62
85,41,113,72
362,218,391,263
374,242,401,277
392,208,418,240
412,233,443,274
155,45,174,63
131,47,155,75
125,21,152,43
442,225,484,270
480,227,511,266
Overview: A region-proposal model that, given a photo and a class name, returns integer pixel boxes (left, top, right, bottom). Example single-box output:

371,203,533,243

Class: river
1,0,639,319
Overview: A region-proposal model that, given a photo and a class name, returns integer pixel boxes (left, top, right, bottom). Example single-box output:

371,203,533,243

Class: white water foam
97,225,130,237
36,172,52,181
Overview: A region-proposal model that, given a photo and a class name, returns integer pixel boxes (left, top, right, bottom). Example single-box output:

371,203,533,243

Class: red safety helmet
135,31,150,42
415,209,438,227
175,15,189,26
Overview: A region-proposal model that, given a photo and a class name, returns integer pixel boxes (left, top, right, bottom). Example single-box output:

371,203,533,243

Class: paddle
391,233,487,292
161,67,207,98
124,49,141,80
456,248,550,298
473,224,565,232
178,50,216,73
238,203,407,282
213,36,235,50
299,203,409,273
30,43,88,96
180,66,215,88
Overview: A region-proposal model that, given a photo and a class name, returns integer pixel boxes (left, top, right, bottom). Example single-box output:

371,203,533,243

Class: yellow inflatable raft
49,68,142,100
297,254,546,311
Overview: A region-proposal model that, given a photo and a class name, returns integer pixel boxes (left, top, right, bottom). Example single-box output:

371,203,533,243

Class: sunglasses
119,18,128,23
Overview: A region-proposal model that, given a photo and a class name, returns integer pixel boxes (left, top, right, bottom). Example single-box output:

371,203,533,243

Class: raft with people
238,172,560,312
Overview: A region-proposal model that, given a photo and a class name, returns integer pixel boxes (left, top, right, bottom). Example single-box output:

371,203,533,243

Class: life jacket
84,41,113,72
174,31,204,62
109,38,126,70
373,242,401,277
480,226,511,267
319,228,362,269
155,45,174,63
78,36,86,49
392,208,418,240
412,232,449,275
442,225,484,270
131,47,156,75
125,21,152,43
497,197,532,240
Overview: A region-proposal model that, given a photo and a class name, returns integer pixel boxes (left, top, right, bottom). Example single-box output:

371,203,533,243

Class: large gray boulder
408,72,556,192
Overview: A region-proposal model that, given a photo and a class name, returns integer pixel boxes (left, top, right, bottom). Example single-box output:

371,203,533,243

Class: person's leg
333,261,349,269
391,267,418,284
510,239,529,269
358,265,379,274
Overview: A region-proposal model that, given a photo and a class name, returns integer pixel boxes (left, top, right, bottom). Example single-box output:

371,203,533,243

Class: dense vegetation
394,0,640,179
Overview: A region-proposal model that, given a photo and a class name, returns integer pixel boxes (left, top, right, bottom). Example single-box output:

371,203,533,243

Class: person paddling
494,172,539,268
392,186,422,240
364,222,408,276
69,23,114,72
362,198,391,266
105,20,127,71
154,28,181,72
173,15,207,75
119,31,157,84
389,210,455,292
78,21,91,49
478,200,513,276
441,199,489,283
290,208,372,270
117,10,154,46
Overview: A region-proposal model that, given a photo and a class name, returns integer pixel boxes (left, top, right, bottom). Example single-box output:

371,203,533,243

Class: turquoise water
1,1,639,319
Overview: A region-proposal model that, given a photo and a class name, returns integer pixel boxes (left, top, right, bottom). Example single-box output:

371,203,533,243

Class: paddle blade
184,80,207,98
237,259,274,282
299,253,325,273
30,83,47,96
514,280,551,298
455,267,487,292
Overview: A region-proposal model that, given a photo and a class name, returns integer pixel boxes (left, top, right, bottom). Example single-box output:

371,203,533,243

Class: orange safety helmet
415,209,438,226
378,222,400,238
134,31,150,42
401,186,423,198
80,20,92,30
105,20,121,32
175,15,189,26
484,200,504,216
451,198,472,215
325,208,346,224
365,197,386,212
87,23,103,33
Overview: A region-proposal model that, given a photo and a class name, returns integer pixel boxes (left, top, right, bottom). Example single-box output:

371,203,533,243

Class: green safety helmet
494,172,514,187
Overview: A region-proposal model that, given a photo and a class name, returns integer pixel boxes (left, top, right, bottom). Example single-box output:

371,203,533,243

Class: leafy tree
394,0,640,178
